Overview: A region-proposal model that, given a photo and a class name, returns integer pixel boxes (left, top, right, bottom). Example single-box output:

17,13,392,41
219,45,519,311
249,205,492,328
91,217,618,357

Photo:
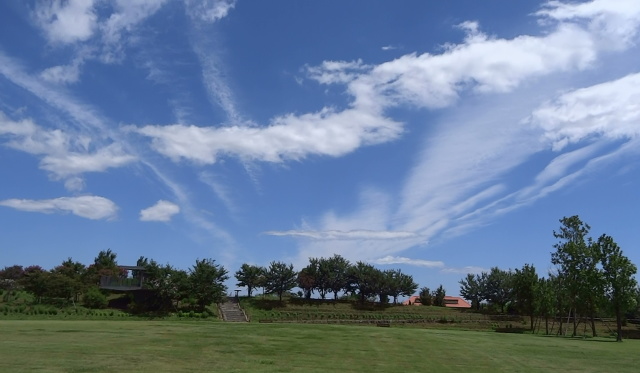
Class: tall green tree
419,286,433,306
459,273,484,311
53,258,86,303
512,264,538,330
596,234,638,342
482,267,513,313
264,261,297,301
235,264,265,297
551,216,601,336
297,258,319,299
433,285,446,307
347,261,380,303
325,254,350,300
386,269,417,304
189,259,228,311
20,265,47,303
141,260,189,312
85,249,120,286
536,276,556,335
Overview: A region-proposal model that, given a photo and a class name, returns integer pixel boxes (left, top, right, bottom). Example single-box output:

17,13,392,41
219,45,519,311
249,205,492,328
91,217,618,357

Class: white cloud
191,40,242,123
140,200,180,222
133,107,401,164
531,72,640,150
40,63,82,84
440,266,487,275
264,230,419,241
99,0,169,63
277,0,640,263
184,0,236,22
0,196,118,220
306,59,370,85
537,0,640,50
137,1,628,172
372,255,444,268
0,112,136,188
33,0,97,44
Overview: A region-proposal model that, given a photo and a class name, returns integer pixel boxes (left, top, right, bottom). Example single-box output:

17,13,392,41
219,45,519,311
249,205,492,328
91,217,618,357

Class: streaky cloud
0,196,118,220
264,229,420,241
372,255,444,268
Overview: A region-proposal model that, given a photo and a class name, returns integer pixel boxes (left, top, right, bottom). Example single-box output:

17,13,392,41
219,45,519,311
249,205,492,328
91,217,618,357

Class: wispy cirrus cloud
140,200,180,222
0,195,118,220
440,266,487,275
32,0,171,80
371,255,486,275
372,255,444,268
40,61,83,85
268,0,640,266
264,230,419,241
184,0,236,23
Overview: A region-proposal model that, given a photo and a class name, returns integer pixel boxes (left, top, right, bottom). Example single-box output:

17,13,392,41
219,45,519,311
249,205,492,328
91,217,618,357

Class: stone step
219,299,248,322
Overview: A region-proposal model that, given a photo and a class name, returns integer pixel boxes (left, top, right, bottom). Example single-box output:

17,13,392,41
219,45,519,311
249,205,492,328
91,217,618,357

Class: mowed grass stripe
0,320,636,372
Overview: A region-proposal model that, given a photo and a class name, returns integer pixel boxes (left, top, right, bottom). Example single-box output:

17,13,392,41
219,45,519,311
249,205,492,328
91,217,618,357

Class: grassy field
0,320,637,372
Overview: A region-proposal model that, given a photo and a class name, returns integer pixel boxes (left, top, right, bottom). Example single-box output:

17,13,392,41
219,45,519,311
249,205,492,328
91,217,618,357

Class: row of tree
235,254,419,304
0,250,229,313
1,252,426,312
459,216,638,341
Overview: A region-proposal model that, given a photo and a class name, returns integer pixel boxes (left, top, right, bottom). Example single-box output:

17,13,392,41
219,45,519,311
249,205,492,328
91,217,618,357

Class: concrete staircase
219,297,248,322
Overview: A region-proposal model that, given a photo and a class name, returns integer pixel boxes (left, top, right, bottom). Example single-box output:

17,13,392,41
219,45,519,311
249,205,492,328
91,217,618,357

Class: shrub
83,287,108,309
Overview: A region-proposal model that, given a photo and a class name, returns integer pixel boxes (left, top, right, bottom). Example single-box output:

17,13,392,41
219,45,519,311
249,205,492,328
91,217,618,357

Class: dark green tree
21,265,47,303
53,258,86,303
535,276,556,335
84,249,120,286
597,234,638,342
551,216,602,336
419,286,433,306
235,263,265,297
385,269,417,304
433,285,446,307
141,260,189,312
482,267,513,313
512,263,538,330
297,258,319,299
325,254,350,300
189,259,228,311
264,261,297,301
347,261,380,303
459,273,484,311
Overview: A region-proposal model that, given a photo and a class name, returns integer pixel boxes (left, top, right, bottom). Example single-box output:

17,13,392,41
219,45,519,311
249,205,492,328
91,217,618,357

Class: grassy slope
0,320,637,373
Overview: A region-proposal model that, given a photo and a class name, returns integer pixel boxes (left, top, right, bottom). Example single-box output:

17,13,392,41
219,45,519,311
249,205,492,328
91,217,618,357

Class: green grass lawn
0,320,636,372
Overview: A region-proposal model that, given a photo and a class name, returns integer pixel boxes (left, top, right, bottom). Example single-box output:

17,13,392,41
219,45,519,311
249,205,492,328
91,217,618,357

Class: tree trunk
545,316,549,335
572,309,578,337
590,313,597,337
616,307,623,342
530,315,535,331
558,314,563,336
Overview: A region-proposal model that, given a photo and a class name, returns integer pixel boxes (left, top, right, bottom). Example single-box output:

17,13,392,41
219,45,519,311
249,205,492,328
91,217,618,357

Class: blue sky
1,0,639,297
